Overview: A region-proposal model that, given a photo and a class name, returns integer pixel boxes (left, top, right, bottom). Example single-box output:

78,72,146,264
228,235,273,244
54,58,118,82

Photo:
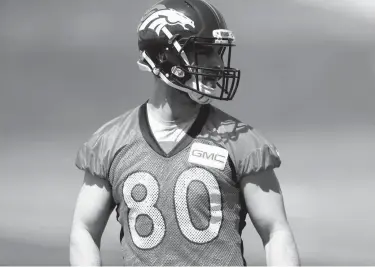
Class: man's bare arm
70,171,116,266
240,169,300,266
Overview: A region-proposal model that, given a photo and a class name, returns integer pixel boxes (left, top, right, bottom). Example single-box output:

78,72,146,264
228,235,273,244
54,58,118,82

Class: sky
0,0,375,265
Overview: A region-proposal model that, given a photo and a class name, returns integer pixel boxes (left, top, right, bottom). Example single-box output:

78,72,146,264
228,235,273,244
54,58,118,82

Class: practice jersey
75,102,281,266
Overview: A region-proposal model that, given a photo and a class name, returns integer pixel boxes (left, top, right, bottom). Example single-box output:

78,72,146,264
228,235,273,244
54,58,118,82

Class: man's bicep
240,170,289,242
72,171,116,239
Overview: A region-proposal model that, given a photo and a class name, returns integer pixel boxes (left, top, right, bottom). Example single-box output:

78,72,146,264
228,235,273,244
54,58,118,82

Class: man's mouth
201,75,218,89
203,80,216,89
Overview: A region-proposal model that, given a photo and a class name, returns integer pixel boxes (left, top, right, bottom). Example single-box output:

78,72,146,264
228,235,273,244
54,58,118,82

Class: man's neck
147,83,201,124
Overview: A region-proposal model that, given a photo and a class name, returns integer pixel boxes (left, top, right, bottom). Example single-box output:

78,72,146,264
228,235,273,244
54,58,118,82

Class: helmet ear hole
164,49,182,66
156,50,168,63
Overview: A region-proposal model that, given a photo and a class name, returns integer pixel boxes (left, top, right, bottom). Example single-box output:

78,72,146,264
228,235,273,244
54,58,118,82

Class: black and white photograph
1,0,374,265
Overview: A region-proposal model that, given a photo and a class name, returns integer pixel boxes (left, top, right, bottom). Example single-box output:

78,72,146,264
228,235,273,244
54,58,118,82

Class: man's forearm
264,229,300,266
70,227,102,266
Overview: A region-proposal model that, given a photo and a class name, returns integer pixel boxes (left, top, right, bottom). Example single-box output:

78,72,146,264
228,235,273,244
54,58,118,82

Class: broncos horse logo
138,4,195,36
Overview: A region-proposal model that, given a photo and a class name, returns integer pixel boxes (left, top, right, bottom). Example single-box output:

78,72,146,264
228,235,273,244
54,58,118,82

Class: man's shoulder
75,105,141,179
207,105,269,147
206,105,281,179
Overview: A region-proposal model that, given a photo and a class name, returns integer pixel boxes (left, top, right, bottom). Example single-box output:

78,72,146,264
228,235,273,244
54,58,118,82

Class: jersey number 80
123,167,223,249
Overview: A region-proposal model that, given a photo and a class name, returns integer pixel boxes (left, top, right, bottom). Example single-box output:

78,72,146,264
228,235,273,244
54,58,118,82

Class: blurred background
1,0,374,265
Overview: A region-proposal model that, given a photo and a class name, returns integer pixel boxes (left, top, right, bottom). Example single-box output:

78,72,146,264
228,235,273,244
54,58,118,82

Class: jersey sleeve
235,128,281,179
75,121,117,180
75,108,139,180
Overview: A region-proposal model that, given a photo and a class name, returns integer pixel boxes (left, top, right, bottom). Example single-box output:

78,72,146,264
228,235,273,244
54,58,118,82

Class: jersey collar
138,101,210,158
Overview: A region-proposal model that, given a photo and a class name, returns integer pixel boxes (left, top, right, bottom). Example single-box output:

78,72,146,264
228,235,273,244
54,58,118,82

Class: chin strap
188,91,212,104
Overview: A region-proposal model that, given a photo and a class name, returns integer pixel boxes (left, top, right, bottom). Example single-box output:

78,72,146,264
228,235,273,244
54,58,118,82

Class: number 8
122,168,223,248
123,172,165,249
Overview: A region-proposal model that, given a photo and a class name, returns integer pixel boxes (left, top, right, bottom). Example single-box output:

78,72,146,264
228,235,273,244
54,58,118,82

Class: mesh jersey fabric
75,102,281,266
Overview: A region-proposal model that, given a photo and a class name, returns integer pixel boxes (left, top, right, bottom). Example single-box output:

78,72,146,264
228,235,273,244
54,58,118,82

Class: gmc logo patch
188,143,228,170
191,150,226,163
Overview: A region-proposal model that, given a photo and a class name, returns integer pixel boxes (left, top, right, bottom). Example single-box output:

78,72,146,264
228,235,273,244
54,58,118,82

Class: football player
70,0,300,266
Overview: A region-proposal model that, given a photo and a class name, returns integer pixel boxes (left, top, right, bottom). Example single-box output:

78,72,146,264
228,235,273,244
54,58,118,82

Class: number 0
175,168,222,243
